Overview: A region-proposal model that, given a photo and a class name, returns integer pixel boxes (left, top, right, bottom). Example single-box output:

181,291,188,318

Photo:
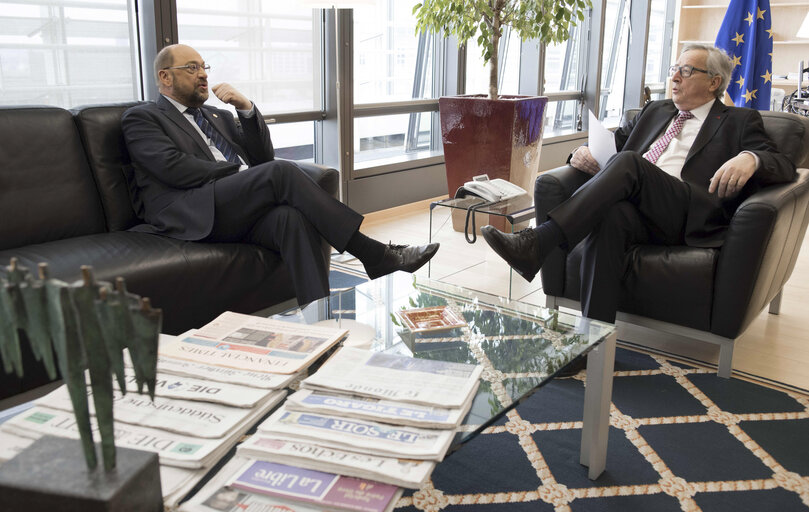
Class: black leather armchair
536,110,809,377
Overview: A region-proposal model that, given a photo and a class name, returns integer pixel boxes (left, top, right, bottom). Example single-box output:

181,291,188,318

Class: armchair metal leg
769,290,783,315
717,341,734,379
545,295,559,309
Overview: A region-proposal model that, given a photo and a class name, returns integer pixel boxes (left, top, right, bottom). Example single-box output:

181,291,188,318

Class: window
0,0,140,107
176,0,319,115
600,0,631,125
645,0,673,101
465,29,521,96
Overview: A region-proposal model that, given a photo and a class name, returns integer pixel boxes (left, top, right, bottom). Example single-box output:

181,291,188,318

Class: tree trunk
489,21,500,100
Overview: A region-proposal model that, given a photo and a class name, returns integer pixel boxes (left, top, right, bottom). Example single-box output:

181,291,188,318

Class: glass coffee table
273,273,617,479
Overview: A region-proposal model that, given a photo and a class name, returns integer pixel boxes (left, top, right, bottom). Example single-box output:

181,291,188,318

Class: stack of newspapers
181,346,482,512
0,311,347,508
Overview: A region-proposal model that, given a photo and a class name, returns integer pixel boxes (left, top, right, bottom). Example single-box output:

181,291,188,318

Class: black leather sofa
536,110,809,377
0,102,338,399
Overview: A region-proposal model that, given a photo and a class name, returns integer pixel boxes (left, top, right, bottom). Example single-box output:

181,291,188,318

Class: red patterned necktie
643,110,693,164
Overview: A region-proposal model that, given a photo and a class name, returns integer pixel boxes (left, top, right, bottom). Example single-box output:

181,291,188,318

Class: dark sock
345,230,386,265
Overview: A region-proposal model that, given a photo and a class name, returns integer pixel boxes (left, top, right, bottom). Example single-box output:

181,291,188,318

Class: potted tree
414,0,590,198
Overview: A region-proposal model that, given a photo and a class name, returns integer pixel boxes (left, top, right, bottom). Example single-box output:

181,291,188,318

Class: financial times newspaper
37,385,285,438
160,312,347,375
179,456,323,512
236,434,434,489
256,407,454,461
4,396,285,468
285,388,477,429
128,336,302,389
301,347,482,408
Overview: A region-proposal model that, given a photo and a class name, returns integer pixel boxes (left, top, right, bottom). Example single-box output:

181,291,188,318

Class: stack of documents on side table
179,347,481,512
0,311,348,508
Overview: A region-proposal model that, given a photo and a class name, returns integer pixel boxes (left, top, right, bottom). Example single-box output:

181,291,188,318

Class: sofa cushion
0,106,106,250
73,102,145,232
0,232,294,335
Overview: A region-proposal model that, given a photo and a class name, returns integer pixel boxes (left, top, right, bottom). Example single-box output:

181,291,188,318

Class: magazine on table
160,311,347,375
225,459,402,512
285,387,477,429
127,335,303,389
236,434,434,489
256,406,454,461
179,456,323,512
36,384,285,439
301,347,482,408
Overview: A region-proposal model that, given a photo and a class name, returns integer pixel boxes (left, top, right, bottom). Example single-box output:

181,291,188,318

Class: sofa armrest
712,168,809,338
287,160,340,198
534,165,591,222
535,165,591,297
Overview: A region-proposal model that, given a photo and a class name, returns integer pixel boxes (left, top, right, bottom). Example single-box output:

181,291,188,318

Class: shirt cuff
237,103,256,117
741,150,760,169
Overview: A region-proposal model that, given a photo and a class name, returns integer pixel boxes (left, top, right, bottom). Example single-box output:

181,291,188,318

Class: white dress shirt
652,99,759,180
163,95,251,171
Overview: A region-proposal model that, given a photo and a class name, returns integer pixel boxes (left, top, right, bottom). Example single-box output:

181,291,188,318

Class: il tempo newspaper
301,347,482,408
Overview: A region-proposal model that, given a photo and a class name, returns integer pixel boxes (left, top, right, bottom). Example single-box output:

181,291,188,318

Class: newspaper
256,406,454,461
285,387,477,429
236,434,434,489
128,336,302,389
2,399,284,468
160,312,347,375
0,430,34,463
119,366,274,407
226,459,402,512
36,385,285,439
179,456,323,512
301,347,482,408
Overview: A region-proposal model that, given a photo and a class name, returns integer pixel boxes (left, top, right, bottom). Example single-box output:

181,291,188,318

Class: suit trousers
205,160,364,304
549,152,692,323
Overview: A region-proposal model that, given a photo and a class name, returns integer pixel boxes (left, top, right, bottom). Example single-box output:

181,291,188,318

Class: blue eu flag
715,0,773,110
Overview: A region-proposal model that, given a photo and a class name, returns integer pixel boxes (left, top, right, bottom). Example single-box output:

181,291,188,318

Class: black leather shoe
481,225,542,282
364,243,440,280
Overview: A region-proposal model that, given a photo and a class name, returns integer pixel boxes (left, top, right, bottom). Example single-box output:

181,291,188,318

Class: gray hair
154,45,176,87
681,44,733,99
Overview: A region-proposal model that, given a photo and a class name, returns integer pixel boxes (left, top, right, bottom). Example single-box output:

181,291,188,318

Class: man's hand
708,152,757,199
570,146,601,175
212,83,252,111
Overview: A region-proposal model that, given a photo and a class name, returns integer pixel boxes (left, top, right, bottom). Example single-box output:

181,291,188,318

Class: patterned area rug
328,268,809,512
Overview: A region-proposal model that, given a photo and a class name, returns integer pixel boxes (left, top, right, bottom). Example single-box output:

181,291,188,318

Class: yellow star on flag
757,7,766,20
732,32,745,46
736,76,745,89
766,28,774,39
761,70,772,84
744,12,754,25
731,54,742,68
743,89,758,103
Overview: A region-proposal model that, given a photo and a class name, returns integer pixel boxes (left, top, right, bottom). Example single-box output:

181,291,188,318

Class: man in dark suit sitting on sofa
122,44,438,305
482,44,795,324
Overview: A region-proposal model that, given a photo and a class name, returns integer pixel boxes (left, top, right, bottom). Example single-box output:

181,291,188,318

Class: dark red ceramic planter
439,94,548,198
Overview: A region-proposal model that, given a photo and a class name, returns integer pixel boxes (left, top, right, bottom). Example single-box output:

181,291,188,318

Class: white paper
588,110,617,169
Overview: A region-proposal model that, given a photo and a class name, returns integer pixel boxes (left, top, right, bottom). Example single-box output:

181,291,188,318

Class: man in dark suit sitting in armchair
482,44,795,324
122,44,438,305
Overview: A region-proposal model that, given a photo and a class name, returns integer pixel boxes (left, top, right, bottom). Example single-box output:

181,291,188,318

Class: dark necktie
185,107,240,164
643,110,694,164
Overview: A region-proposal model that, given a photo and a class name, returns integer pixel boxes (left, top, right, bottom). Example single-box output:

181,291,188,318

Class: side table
428,196,535,299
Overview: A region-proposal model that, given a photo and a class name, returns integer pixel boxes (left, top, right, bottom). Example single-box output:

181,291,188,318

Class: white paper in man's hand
587,110,617,169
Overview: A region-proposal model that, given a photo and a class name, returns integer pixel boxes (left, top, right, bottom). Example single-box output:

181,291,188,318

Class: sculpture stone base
0,435,162,512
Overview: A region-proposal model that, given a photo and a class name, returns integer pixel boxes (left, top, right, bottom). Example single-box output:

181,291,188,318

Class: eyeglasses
668,64,711,78
162,63,211,75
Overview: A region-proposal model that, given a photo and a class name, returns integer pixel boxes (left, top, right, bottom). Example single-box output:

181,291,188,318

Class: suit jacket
613,99,796,246
121,95,274,240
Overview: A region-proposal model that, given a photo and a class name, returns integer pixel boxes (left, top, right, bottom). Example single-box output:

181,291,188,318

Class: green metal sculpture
0,259,160,471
